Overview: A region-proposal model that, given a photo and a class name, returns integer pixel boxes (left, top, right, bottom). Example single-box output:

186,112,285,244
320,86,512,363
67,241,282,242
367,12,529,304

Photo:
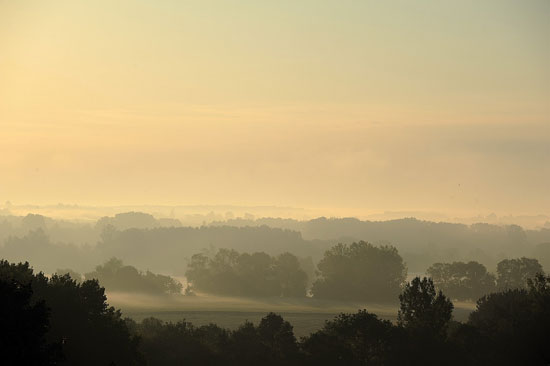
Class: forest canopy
2,258,549,365
427,258,545,301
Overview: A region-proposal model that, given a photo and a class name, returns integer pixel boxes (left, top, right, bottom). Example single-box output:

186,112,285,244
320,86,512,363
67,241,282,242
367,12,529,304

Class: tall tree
427,261,496,301
0,278,61,365
0,260,144,366
312,241,406,302
469,274,550,364
301,309,400,366
398,277,454,364
496,257,544,289
398,277,453,336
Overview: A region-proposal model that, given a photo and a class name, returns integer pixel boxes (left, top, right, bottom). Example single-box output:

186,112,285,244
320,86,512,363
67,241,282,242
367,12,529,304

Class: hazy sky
1,0,549,217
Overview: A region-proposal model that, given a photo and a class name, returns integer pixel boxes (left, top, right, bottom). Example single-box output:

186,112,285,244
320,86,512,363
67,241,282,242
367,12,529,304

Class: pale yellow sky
1,0,549,217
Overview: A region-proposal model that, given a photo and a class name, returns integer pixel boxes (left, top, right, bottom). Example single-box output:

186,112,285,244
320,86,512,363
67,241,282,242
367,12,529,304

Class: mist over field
2,207,549,364
2,0,549,364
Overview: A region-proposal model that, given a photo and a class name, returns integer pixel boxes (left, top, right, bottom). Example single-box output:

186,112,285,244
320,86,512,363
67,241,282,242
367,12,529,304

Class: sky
0,0,549,218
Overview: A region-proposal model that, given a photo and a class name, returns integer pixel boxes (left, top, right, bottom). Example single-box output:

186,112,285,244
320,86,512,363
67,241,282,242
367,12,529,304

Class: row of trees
187,242,544,303
83,258,183,295
123,274,550,365
49,242,543,303
3,213,550,277
0,259,143,365
303,274,550,365
5,256,548,365
427,257,544,301
185,249,308,297
185,242,406,301
4,234,539,303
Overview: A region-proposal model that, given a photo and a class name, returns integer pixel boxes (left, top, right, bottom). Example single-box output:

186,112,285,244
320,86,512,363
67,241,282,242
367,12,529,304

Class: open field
124,310,338,338
110,291,476,338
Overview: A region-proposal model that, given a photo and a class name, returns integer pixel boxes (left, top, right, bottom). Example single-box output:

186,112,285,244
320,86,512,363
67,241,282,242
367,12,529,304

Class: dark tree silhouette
468,274,550,364
0,278,61,365
4,259,550,365
397,277,454,365
135,317,224,365
301,309,402,366
0,260,144,366
398,277,453,335
257,313,301,365
85,257,182,295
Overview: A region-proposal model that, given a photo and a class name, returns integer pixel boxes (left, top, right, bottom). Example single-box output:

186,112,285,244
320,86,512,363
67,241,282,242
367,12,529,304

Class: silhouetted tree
135,317,223,365
0,278,61,365
0,259,144,366
468,273,550,364
85,257,182,295
130,312,301,366
427,261,496,301
496,257,543,289
398,277,454,365
398,277,453,335
54,268,83,282
257,313,301,365
312,241,406,302
301,309,402,366
228,321,269,365
275,253,308,297
186,249,307,297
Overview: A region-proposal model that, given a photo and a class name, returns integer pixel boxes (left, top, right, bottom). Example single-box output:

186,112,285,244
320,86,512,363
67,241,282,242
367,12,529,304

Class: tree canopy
4,256,550,365
427,261,496,301
468,274,550,364
311,241,406,302
85,257,182,295
496,257,544,289
0,259,144,365
185,249,308,297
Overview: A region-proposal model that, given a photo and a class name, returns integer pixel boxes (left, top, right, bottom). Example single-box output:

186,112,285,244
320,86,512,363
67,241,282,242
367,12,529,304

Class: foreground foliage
85,257,182,295
0,260,144,365
2,258,549,365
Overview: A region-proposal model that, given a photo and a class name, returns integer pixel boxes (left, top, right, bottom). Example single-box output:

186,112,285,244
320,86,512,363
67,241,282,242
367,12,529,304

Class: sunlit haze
1,0,549,218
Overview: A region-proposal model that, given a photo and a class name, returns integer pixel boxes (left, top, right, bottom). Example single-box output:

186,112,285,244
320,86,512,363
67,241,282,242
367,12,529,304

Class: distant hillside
2,213,550,275
213,217,550,270
98,225,316,274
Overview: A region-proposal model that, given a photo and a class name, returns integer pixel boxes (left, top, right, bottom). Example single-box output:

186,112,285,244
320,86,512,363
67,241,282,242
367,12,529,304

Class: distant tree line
311,241,406,302
84,258,183,295
185,241,406,301
3,258,549,365
3,213,550,277
186,242,544,304
217,216,550,271
5,230,541,304
55,258,183,296
186,249,308,297
427,257,544,301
